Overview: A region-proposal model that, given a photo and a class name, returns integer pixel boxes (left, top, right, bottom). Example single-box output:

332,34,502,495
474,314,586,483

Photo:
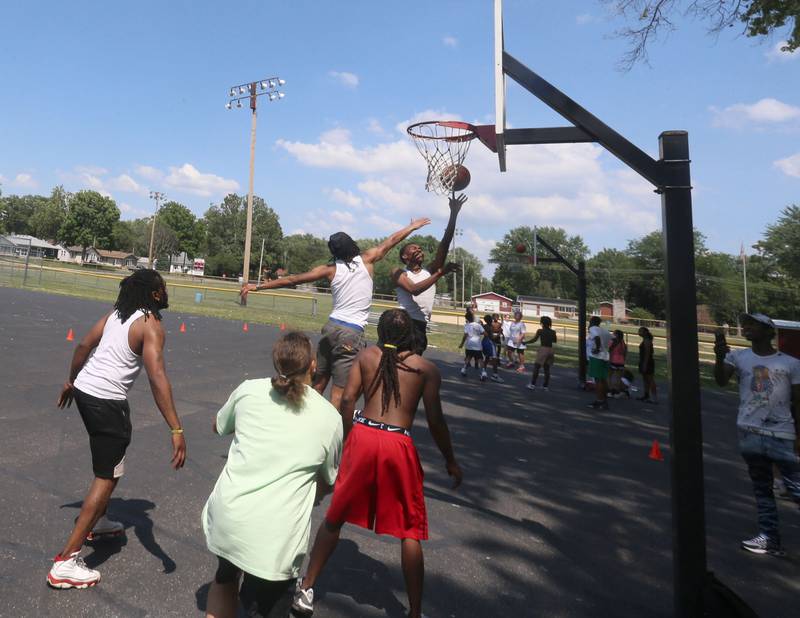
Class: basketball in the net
440,164,471,192
515,243,527,253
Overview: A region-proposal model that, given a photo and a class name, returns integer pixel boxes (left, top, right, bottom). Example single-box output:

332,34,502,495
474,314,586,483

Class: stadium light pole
226,76,286,305
148,191,165,269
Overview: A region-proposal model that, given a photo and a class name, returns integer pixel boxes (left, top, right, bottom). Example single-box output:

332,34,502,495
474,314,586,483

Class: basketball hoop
407,121,477,195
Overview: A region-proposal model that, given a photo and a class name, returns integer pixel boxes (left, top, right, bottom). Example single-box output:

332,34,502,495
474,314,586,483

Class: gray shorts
317,320,367,387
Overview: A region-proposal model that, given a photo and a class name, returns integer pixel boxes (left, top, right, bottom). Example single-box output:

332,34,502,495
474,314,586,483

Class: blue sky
1,1,798,272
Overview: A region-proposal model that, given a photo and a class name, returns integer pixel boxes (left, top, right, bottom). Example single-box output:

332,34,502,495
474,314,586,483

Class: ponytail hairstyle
367,309,420,414
638,326,653,340
540,316,552,328
271,332,313,407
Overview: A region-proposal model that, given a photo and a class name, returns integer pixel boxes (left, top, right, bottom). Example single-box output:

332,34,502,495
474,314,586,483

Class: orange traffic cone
66,328,74,342
649,440,664,461
242,322,249,332
179,322,186,333
280,323,286,331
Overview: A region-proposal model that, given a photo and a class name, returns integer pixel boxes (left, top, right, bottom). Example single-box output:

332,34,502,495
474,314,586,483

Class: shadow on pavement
61,497,176,573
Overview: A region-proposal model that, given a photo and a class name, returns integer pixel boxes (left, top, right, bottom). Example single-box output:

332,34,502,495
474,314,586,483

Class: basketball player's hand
446,460,463,489
171,433,186,469
410,217,431,230
57,382,74,409
240,283,256,301
713,342,730,359
449,193,467,214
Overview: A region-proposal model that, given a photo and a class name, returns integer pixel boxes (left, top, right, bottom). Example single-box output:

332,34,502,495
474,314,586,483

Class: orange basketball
440,164,471,192
515,243,527,253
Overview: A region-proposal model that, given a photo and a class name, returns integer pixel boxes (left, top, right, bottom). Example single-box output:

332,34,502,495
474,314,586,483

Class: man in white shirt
507,311,527,373
715,312,800,556
392,194,465,355
242,219,431,408
587,316,612,409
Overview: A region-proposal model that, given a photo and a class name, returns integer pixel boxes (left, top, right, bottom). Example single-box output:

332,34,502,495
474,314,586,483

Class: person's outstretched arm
241,264,335,301
523,329,542,346
427,194,467,273
57,313,111,409
142,318,186,470
361,218,431,265
422,366,462,488
391,262,458,297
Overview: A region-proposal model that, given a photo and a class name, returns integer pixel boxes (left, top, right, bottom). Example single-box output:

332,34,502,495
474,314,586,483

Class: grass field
0,256,740,388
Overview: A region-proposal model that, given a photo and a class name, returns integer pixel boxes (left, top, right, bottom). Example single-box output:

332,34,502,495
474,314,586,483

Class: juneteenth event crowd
48,194,800,617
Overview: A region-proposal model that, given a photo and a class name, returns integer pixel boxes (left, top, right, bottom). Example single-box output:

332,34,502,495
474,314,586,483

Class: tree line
1,185,798,321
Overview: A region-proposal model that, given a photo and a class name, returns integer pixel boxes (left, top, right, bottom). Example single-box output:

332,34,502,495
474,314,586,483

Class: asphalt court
1,286,798,617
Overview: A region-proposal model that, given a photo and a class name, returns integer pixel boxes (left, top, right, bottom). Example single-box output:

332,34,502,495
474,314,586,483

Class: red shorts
326,422,428,540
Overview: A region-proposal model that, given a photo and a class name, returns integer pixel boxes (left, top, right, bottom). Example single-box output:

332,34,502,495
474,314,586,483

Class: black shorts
75,388,132,479
465,349,483,360
215,556,296,618
411,319,428,355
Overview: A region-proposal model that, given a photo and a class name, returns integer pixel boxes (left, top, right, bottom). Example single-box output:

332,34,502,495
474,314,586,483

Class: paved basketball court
1,287,798,617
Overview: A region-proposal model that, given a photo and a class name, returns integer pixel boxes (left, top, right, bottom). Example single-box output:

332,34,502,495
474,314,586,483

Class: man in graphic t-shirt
587,316,612,410
715,312,800,556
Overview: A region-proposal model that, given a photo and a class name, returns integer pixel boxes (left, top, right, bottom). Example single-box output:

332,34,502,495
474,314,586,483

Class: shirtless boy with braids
292,308,463,618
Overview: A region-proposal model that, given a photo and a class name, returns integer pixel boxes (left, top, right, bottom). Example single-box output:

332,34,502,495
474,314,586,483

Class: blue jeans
738,429,800,544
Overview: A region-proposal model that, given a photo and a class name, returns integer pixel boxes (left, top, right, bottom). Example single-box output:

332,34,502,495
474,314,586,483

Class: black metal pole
577,260,587,386
659,131,706,617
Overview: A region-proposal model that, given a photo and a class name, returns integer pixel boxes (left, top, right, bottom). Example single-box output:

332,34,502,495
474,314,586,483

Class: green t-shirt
202,379,343,580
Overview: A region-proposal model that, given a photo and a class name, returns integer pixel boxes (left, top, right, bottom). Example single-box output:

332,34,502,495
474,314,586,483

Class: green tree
490,226,588,301
0,194,48,235
202,193,283,277
157,201,202,256
59,190,120,257
755,205,800,280
587,248,636,304
280,233,331,276
28,186,71,241
604,0,800,68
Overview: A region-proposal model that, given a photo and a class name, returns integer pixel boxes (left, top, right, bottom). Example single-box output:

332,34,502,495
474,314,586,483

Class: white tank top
74,310,145,400
396,268,435,322
328,256,373,328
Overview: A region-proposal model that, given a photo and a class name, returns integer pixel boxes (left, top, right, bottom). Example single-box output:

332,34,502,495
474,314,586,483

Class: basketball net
407,121,476,195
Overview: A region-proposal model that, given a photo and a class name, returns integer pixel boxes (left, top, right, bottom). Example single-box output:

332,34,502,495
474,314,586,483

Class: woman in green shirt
203,332,343,618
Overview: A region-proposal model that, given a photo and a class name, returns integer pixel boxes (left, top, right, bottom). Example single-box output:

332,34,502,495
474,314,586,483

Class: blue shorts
481,339,495,359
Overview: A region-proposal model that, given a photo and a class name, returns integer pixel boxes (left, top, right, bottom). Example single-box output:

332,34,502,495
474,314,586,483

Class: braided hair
367,308,421,414
271,331,313,407
114,269,167,323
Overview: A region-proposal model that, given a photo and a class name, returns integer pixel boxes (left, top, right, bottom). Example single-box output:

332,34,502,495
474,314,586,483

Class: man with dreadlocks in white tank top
391,193,466,355
48,269,186,590
241,218,431,409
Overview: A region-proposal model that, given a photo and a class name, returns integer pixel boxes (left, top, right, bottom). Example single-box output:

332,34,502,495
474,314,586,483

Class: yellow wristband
170,428,184,434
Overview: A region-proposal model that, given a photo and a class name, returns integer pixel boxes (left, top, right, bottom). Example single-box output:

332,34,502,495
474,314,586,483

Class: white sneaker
480,371,488,381
292,580,314,614
87,515,124,541
47,551,101,589
490,374,504,383
460,367,467,377
526,384,536,391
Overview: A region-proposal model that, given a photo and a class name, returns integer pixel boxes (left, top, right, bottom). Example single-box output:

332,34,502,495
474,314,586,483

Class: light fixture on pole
226,75,286,305
148,191,165,269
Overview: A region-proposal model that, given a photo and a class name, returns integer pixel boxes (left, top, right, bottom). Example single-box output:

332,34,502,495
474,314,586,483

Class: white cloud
711,98,800,128
12,173,37,189
366,118,386,135
774,152,800,178
163,163,240,197
328,71,359,88
107,173,146,194
134,165,165,182
765,40,798,62
278,121,660,264
74,165,108,176
443,36,458,48
327,187,363,208
576,13,595,25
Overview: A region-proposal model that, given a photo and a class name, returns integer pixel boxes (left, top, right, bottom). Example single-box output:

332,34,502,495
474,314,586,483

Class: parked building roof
517,295,577,305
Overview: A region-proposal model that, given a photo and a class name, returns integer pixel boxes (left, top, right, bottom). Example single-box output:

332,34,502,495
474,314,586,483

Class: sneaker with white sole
292,580,314,614
480,371,488,381
490,374,504,383
47,551,101,589
460,367,467,377
741,533,784,556
526,384,536,391
87,515,125,541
